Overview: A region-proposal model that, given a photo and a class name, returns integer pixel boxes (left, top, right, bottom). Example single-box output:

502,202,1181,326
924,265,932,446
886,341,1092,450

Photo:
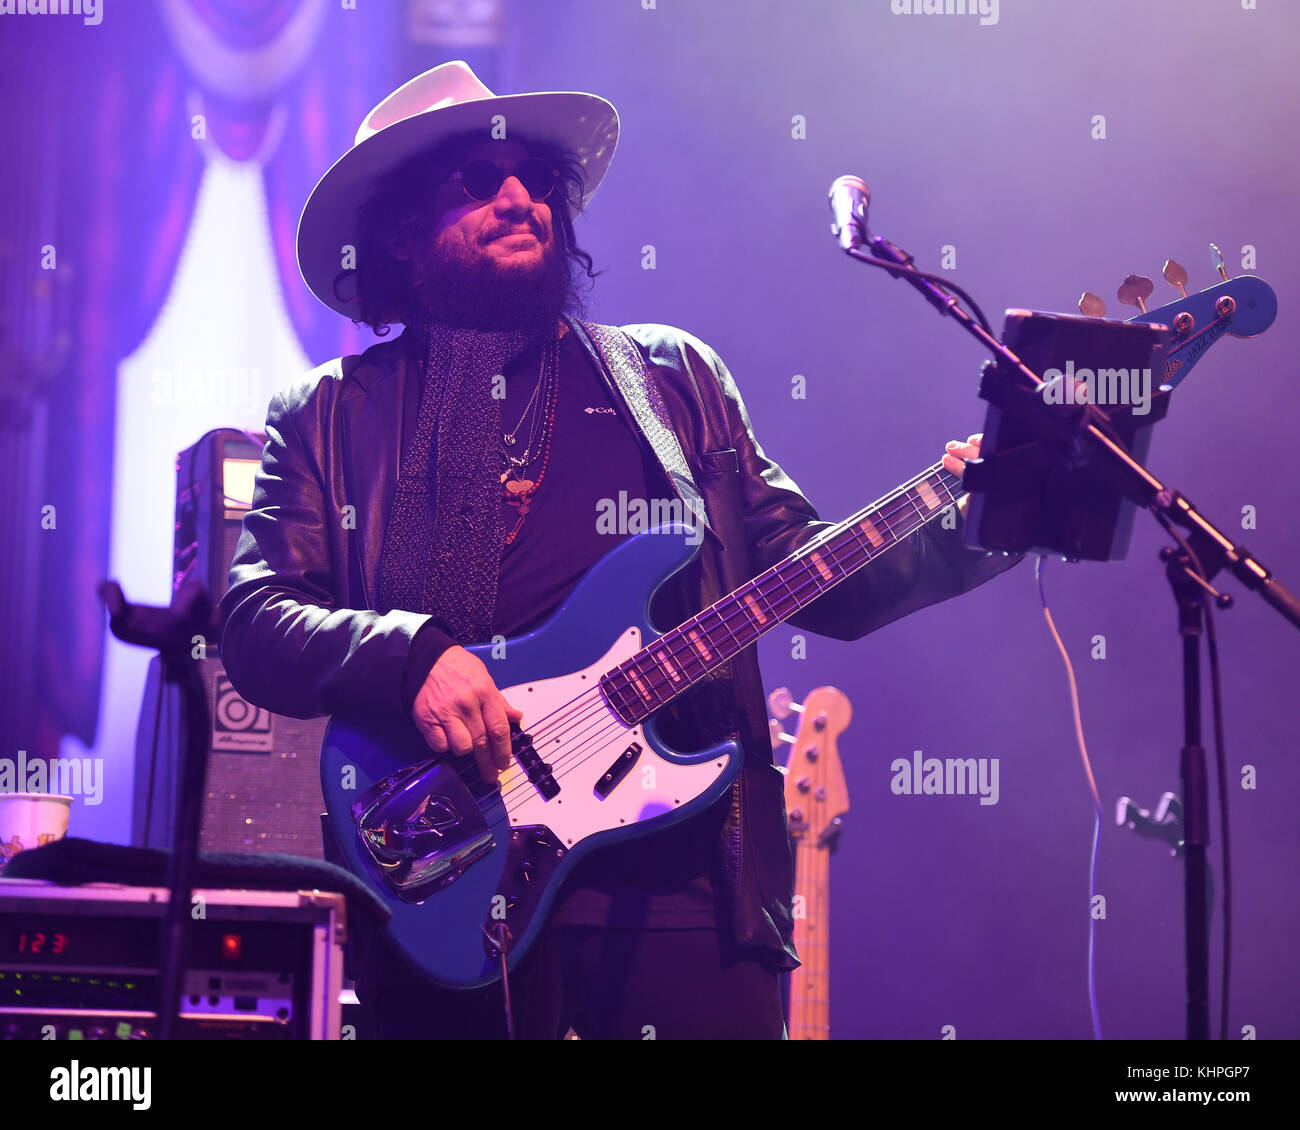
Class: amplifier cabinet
151,429,329,859
133,652,328,859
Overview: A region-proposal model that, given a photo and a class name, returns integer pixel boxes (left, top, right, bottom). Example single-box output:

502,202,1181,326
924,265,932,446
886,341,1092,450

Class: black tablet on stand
962,309,1171,562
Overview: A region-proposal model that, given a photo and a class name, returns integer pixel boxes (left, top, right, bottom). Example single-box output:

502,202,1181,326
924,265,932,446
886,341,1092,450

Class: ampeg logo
213,674,273,752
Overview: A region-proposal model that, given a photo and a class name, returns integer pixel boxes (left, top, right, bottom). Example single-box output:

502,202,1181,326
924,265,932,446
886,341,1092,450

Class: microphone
828,175,870,252
825,175,960,319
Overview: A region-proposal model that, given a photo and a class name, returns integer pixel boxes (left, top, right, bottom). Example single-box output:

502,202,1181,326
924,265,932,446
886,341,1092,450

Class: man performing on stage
219,61,1020,1039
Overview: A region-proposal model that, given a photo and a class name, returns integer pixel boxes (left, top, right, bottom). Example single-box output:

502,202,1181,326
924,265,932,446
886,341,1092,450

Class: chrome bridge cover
351,759,494,902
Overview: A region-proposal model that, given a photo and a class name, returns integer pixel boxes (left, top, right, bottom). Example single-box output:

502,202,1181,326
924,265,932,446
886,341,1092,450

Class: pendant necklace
500,334,560,544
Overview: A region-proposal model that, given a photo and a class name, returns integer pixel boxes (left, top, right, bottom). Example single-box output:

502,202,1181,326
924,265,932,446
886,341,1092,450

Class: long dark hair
338,132,601,335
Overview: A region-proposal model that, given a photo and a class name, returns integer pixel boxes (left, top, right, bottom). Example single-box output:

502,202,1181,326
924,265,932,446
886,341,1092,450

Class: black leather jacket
218,317,1020,969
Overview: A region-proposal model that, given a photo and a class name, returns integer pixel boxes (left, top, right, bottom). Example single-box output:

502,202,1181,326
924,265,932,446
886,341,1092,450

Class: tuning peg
816,815,845,849
1079,291,1106,318
1208,242,1229,282
767,686,804,719
1162,259,1189,298
769,717,795,751
1117,274,1155,314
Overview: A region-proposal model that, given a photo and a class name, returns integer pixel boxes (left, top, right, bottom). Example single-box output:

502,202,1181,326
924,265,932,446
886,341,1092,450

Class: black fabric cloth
2,836,391,936
363,922,785,1039
375,323,535,645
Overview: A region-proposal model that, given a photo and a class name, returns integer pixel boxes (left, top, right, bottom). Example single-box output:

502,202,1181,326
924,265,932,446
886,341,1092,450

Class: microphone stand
99,576,212,1041
1161,541,1225,1039
840,224,1300,1041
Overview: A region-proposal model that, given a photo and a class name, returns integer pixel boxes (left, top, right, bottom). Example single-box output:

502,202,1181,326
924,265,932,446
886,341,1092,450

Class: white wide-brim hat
297,60,620,318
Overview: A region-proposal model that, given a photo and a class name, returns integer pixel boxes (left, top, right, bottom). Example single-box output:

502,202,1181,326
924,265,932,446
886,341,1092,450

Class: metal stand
1162,544,1232,1039
100,577,212,1041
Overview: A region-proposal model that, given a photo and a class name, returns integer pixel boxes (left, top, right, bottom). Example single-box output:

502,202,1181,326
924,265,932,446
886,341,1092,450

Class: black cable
484,922,516,1039
846,253,994,335
499,946,515,1040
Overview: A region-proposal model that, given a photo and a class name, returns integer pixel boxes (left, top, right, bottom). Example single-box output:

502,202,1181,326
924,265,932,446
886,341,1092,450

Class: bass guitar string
507,470,966,793
508,460,958,752
527,483,953,788
496,474,968,807
541,470,960,755
499,490,924,805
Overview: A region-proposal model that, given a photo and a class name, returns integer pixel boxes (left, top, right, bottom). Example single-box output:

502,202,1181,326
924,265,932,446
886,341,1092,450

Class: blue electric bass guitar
321,263,1275,988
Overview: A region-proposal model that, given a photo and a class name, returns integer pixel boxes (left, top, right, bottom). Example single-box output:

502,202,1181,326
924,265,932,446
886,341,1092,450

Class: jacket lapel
568,317,713,537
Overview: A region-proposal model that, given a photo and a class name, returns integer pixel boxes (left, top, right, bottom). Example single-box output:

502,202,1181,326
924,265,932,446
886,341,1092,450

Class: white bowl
0,793,74,868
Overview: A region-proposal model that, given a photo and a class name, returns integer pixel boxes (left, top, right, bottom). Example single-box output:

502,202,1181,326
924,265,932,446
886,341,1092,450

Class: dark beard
408,237,580,341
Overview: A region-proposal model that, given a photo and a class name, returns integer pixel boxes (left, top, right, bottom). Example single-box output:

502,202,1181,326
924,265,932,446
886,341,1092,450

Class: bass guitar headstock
769,685,851,848
1077,244,1276,389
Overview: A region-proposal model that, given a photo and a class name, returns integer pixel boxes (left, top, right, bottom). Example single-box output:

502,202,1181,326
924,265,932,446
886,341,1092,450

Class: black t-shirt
493,329,653,636
490,328,719,928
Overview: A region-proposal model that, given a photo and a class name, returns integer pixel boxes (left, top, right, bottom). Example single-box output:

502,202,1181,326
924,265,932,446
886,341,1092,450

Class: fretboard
601,461,965,724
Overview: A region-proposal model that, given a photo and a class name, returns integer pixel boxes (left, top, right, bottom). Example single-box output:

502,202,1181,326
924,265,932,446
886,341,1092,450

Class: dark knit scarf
375,321,538,644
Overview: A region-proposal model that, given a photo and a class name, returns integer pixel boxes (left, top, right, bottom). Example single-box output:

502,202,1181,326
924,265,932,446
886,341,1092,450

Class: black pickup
511,725,560,800
594,741,643,799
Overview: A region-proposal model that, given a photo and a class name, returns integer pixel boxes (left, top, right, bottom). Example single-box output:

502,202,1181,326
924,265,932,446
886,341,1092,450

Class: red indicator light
221,933,242,960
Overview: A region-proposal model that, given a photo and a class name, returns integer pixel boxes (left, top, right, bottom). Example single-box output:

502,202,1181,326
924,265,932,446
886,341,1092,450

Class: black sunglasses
450,158,558,203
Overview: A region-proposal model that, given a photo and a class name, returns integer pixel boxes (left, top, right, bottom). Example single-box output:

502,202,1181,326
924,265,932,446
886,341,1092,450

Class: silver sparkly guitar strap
577,320,713,537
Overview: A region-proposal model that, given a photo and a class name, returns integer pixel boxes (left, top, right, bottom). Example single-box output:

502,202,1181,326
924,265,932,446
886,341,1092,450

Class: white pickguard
498,627,728,848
